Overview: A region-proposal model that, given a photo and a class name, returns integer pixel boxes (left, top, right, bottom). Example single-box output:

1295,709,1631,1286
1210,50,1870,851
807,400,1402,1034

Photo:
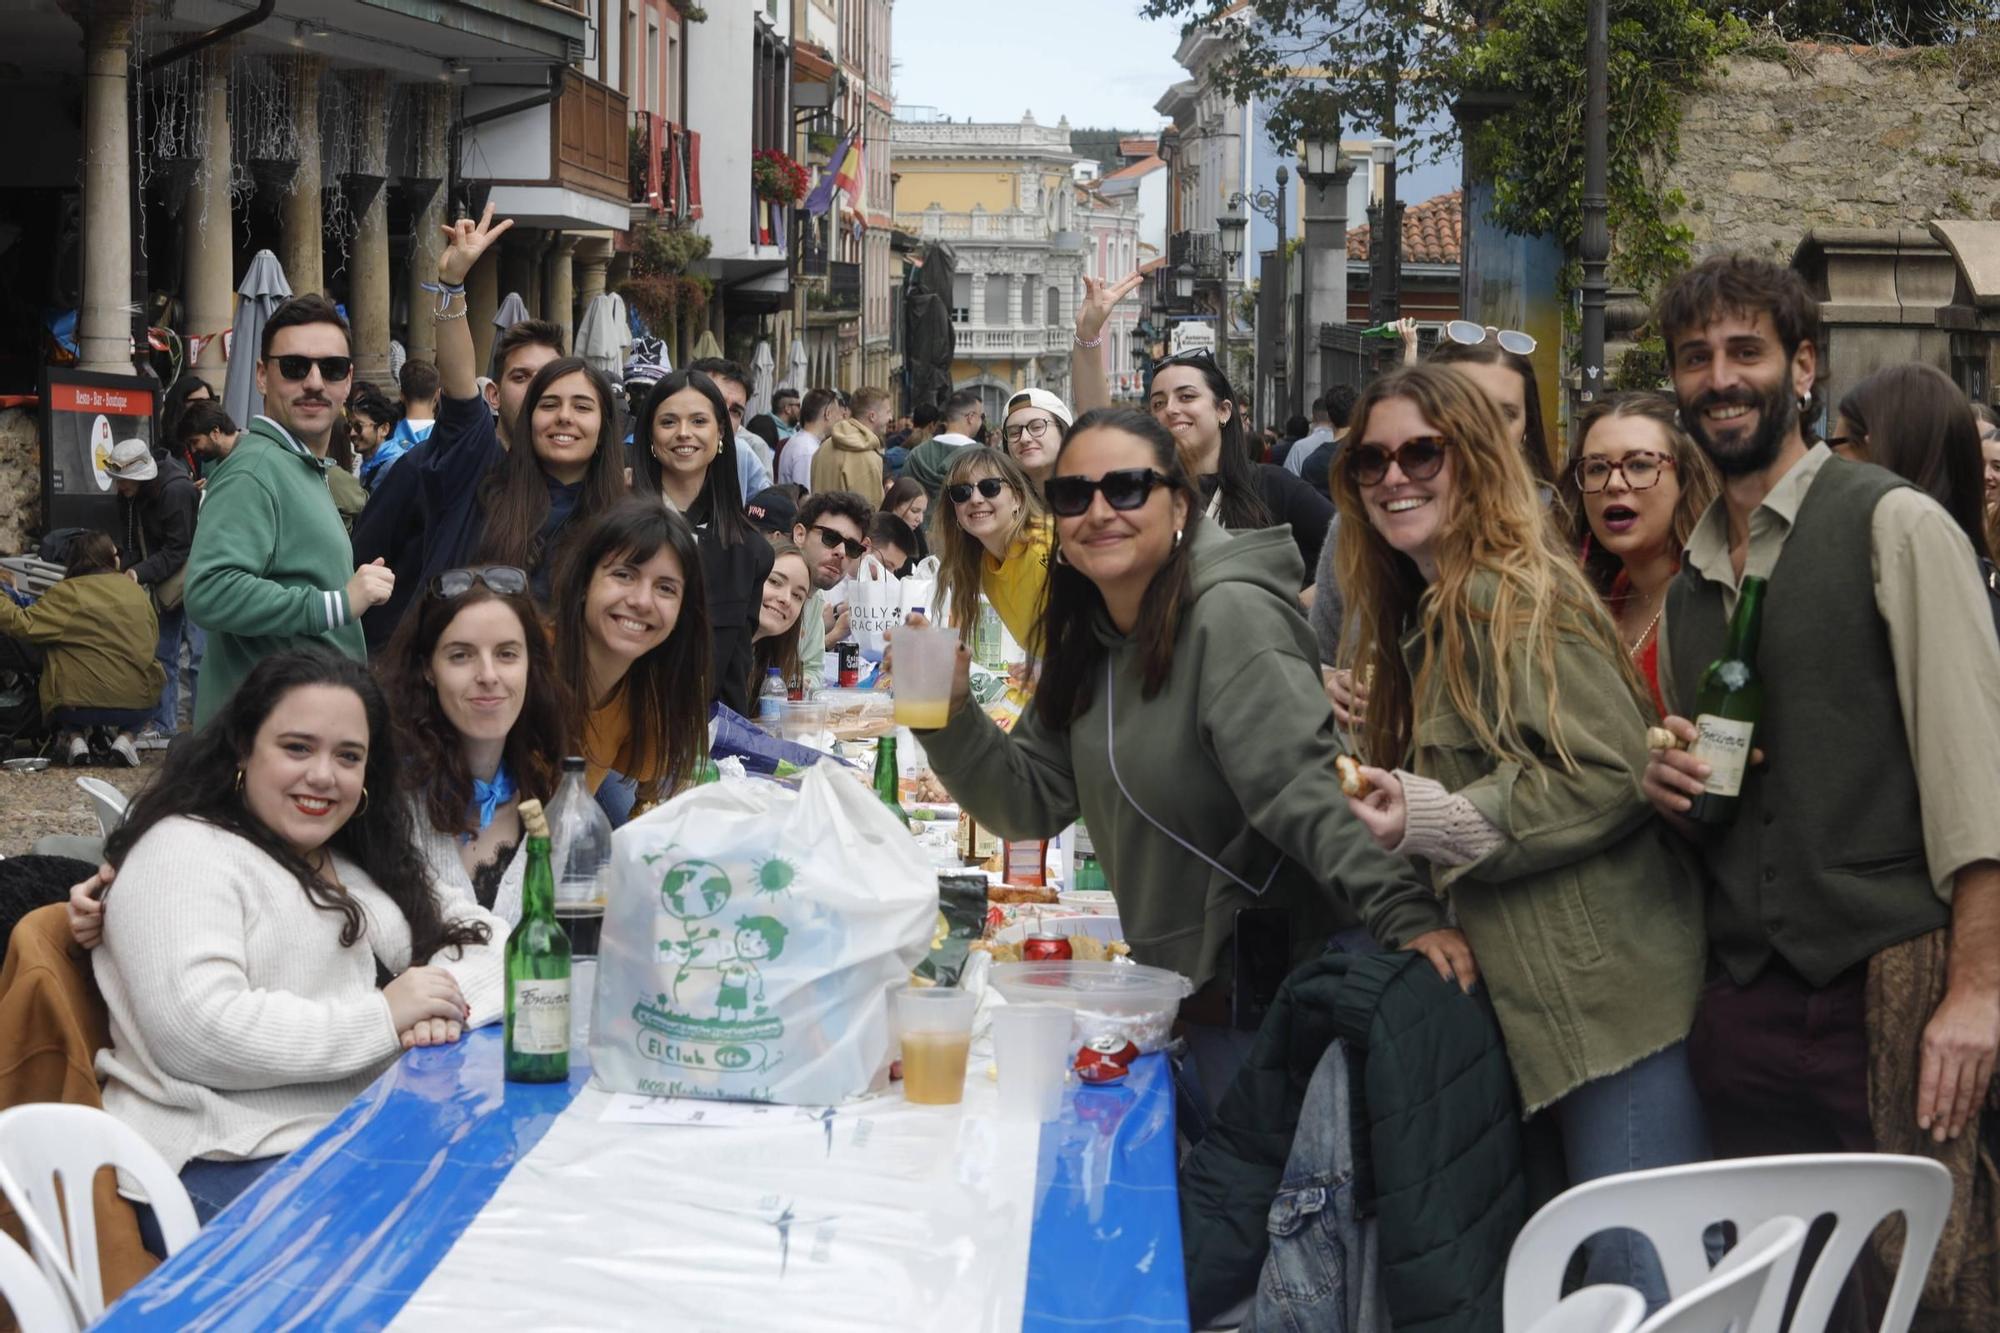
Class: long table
95,1027,1188,1331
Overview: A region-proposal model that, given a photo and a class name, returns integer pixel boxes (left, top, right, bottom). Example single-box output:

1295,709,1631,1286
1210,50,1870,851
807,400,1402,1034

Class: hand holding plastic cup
889,624,961,730
992,1003,1073,1122
894,985,976,1106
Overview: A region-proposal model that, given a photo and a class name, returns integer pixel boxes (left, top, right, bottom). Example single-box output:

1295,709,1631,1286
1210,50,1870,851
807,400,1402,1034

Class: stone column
468,245,499,376
544,235,578,352
576,236,612,305
347,74,394,386
1301,164,1357,409
182,48,236,393
1007,274,1025,329
279,56,325,298
403,85,450,365
77,7,135,375
968,269,986,327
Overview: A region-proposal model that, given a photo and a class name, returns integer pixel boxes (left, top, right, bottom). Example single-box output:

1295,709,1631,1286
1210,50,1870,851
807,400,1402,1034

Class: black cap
745,486,798,534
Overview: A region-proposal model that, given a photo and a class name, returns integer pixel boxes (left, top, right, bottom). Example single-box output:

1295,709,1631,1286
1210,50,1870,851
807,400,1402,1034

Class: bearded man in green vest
1643,254,2000,1323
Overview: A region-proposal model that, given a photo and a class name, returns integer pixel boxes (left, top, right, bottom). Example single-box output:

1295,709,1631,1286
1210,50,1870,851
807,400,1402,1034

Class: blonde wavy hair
1331,365,1646,774
927,445,1047,647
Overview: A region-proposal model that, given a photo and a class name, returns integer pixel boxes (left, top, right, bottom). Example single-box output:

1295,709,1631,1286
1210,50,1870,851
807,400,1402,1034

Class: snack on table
909,770,950,804
1645,725,1682,753
1335,754,1373,799
987,883,1059,906
971,934,1131,966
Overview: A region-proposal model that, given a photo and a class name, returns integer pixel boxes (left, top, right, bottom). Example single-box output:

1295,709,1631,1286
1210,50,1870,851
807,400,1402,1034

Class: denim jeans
1550,1040,1711,1310
1247,1040,1386,1333
149,603,185,734
179,619,204,730
133,1154,282,1256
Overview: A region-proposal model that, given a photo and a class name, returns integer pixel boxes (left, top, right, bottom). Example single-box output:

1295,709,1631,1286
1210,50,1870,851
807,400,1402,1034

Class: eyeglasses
430,566,529,599
1443,321,1537,357
1044,468,1168,517
1346,437,1451,486
808,524,865,559
269,354,355,383
1003,417,1056,445
947,477,1009,505
1576,450,1675,493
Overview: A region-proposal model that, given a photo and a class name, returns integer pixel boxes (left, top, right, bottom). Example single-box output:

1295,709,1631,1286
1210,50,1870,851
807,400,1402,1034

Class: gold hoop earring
234,770,244,795
357,787,370,816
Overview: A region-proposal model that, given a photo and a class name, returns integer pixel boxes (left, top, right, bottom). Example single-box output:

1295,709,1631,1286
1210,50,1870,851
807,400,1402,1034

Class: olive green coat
1396,584,1705,1112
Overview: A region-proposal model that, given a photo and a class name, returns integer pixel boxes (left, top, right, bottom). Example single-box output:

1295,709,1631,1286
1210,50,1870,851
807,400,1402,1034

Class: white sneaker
134,726,173,751
110,734,140,767
65,734,89,766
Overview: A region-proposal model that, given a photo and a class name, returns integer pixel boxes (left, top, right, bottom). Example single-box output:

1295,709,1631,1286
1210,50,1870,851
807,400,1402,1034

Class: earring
357,787,370,816
234,770,244,795
1798,395,1810,412
1053,544,1069,566
1173,528,1184,549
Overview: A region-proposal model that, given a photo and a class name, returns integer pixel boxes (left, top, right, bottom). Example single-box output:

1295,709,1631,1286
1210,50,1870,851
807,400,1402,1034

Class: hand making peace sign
1076,270,1148,345
438,202,515,288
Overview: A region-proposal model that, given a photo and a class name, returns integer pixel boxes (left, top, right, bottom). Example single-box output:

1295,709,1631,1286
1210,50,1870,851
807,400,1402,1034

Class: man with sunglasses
182,295,390,727
790,491,872,664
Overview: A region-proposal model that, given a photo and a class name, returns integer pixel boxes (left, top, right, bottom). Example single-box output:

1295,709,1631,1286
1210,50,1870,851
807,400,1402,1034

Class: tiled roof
1104,155,1166,181
1347,189,1463,265
1118,136,1159,158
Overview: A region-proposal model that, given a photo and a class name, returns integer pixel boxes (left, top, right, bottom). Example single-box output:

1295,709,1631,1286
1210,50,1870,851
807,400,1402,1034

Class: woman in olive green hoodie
1331,364,1707,1310
913,407,1449,1109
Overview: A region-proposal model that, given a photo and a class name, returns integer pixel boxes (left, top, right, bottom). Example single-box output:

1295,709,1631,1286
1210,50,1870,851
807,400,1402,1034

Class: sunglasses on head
430,566,529,599
1157,346,1218,371
1443,321,1537,357
808,524,865,559
947,477,1009,505
1044,467,1168,518
1346,437,1451,486
269,354,355,383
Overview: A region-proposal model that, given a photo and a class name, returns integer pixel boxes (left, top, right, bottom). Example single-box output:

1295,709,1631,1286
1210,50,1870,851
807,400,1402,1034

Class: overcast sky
892,0,1188,132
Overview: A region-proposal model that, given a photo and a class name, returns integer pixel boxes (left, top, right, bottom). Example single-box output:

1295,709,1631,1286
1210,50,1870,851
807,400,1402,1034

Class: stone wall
0,409,40,556
1660,44,2000,262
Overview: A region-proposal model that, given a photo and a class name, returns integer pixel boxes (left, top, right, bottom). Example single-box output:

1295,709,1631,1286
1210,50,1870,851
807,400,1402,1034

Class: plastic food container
987,960,1193,1054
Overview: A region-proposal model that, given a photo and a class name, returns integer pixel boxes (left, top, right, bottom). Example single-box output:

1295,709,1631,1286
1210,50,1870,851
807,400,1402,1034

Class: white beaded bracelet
1073,331,1104,349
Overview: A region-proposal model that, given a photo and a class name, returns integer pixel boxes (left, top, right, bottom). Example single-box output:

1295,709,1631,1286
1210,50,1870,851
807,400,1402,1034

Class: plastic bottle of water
975,598,1004,669
758,667,787,725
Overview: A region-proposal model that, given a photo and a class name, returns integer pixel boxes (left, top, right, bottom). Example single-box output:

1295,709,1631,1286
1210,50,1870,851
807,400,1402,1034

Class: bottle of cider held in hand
1686,575,1767,828
505,798,572,1083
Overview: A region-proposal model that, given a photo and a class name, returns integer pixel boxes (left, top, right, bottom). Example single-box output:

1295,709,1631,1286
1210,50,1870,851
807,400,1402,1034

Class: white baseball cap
1004,387,1073,430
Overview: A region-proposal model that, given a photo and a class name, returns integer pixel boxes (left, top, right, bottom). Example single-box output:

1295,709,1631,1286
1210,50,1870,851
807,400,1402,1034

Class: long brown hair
929,445,1048,648
475,356,627,581
1559,391,1719,594
549,499,712,804
747,541,809,711
1035,408,1203,730
378,574,571,838
1332,365,1645,772
1838,364,1992,562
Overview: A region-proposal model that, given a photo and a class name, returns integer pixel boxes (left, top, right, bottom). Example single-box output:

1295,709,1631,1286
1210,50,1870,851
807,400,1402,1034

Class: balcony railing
1169,229,1223,281
951,325,1067,356
553,70,628,202
900,210,1055,243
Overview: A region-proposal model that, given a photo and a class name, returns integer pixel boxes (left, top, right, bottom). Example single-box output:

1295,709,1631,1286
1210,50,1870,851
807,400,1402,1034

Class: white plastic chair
1522,1285,1647,1333
0,1104,199,1324
73,777,128,839
1503,1154,1953,1333
0,1226,75,1333
1636,1216,1809,1333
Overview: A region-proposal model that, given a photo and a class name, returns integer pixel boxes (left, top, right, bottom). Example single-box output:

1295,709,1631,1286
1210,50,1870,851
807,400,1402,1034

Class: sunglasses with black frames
268,354,355,383
807,524,865,559
1043,468,1169,518
430,566,529,599
947,477,1009,505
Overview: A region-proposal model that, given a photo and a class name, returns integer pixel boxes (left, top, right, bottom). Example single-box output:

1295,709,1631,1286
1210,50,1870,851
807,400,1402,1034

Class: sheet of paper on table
600,1094,852,1127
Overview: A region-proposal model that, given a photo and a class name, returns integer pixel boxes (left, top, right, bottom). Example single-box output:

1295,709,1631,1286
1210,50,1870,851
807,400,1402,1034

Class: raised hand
1077,271,1147,345
438,202,515,288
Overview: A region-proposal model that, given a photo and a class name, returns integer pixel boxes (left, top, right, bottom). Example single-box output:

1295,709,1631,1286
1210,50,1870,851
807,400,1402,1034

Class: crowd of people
8,202,2000,1324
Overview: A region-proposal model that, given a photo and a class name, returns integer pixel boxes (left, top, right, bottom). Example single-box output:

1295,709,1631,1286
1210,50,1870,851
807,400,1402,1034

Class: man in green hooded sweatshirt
182,295,395,726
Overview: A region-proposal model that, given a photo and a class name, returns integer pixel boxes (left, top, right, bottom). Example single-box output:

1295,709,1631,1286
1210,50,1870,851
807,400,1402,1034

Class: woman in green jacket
911,407,1450,1111
1331,364,1707,1308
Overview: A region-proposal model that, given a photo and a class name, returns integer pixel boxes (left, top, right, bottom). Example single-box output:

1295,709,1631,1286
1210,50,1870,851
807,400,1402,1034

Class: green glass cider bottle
504,799,572,1082
1686,575,1767,827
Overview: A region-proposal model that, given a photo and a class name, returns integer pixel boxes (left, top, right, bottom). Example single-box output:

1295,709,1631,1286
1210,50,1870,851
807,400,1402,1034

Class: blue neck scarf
467,764,517,840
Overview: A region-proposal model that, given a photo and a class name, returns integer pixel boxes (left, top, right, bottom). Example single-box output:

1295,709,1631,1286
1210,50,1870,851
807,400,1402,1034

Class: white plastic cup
992,1003,1073,1122
890,626,959,729
894,985,978,1106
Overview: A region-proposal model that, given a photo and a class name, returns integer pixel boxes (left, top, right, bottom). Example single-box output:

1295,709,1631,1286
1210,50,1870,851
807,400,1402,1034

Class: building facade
891,112,1085,420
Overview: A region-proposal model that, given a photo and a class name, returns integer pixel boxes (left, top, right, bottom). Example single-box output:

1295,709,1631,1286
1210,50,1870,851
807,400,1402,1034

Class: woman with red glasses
909,407,1442,1111
930,446,1053,660
1331,365,1706,1310
1556,393,1717,715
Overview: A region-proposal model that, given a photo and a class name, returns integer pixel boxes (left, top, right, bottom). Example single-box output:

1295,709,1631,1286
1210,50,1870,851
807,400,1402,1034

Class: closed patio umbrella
221,249,292,427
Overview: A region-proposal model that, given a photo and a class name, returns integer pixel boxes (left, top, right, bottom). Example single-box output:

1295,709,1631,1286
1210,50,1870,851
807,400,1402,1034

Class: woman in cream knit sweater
91,649,508,1225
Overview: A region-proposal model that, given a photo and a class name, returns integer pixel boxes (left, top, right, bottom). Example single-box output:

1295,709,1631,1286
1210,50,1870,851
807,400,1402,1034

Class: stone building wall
1659,44,2000,261
0,409,39,556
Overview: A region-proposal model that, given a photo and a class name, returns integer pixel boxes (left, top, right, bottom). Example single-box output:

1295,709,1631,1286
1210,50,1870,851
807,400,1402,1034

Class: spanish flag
833,137,863,207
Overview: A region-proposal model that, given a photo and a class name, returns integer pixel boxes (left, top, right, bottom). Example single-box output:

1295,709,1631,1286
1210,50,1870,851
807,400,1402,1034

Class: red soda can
1022,933,1072,963
1073,1034,1140,1085
837,642,861,688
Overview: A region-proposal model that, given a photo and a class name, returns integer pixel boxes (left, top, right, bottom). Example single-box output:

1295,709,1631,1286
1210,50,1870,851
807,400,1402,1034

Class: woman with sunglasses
634,368,774,710
932,447,1053,660
1074,275,1334,584
423,206,629,603
379,565,572,923
1332,365,1706,1308
999,388,1071,495
909,407,1445,1111
1557,393,1718,715
549,499,712,818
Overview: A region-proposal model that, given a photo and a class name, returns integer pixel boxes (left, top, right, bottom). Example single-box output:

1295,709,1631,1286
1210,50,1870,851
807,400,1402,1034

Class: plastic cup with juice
891,626,960,730
894,985,976,1106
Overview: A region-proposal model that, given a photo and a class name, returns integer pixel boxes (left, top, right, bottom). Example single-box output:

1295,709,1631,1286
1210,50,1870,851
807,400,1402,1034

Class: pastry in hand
1335,754,1373,799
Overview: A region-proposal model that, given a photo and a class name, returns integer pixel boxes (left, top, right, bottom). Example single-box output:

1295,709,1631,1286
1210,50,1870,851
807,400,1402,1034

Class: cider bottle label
512,978,571,1055
1691,714,1754,797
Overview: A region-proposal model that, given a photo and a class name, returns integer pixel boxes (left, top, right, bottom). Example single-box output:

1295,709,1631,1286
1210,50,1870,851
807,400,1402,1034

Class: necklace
1627,604,1663,656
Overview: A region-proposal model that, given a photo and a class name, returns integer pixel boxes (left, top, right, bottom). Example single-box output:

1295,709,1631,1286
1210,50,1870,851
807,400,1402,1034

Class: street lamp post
1217,213,1247,386
1230,166,1287,422
1579,0,1610,402
1295,134,1349,416
1367,137,1402,335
